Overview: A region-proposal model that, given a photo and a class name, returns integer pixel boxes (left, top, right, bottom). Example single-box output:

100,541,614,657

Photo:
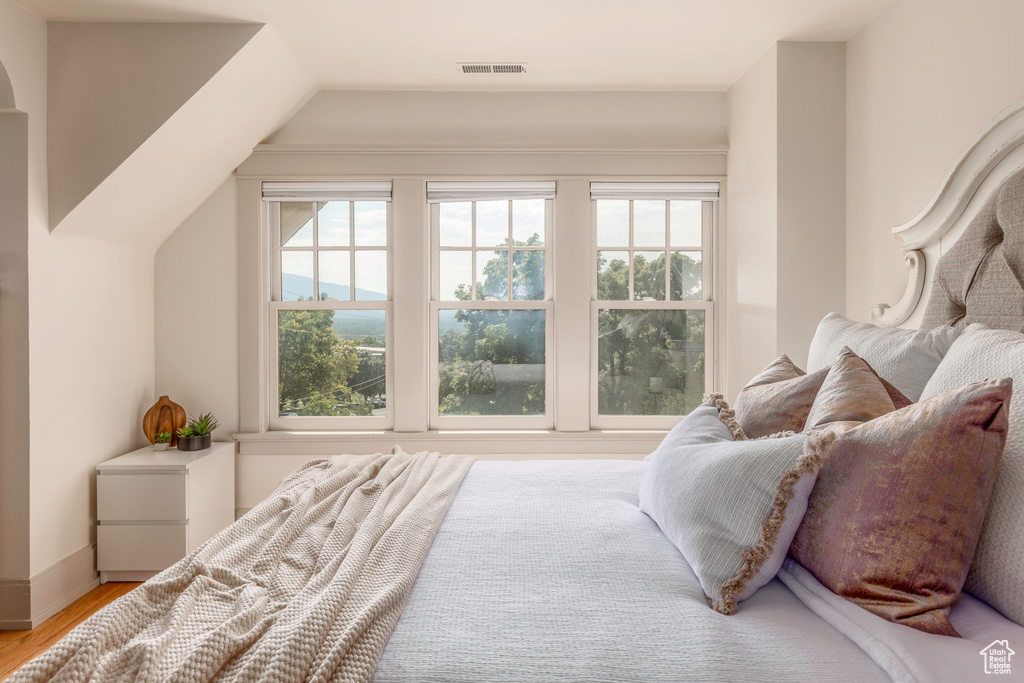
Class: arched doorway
0,53,33,628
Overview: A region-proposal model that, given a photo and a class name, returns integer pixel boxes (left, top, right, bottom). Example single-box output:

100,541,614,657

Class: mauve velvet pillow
790,377,1012,637
733,355,828,438
804,347,912,433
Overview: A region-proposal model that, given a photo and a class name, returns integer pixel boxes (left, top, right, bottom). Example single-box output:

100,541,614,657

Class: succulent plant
154,431,172,444
177,412,219,438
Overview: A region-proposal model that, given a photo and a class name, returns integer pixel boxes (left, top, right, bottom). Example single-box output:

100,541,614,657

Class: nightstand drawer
97,524,187,570
97,474,187,521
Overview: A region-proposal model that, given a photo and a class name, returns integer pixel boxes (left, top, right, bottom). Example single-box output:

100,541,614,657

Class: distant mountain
281,273,386,342
282,273,386,302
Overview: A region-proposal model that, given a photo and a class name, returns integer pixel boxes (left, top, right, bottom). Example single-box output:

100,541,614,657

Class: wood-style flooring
0,582,140,681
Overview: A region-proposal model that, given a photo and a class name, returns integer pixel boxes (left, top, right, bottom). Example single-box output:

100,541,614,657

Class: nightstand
95,442,235,583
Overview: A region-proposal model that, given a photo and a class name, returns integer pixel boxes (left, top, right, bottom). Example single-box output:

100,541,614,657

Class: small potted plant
153,431,171,451
176,412,219,451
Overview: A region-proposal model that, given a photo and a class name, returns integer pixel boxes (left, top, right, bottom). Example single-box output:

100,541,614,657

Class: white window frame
590,190,718,429
265,190,394,431
428,195,555,430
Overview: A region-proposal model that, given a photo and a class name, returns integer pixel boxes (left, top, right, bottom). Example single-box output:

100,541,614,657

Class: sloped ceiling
47,23,315,246
47,22,261,229
0,58,13,109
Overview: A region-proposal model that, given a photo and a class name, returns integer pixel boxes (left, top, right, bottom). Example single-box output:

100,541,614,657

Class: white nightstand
96,442,235,583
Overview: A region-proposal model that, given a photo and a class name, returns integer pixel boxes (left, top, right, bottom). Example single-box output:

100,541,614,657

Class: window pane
318,251,351,301
476,250,508,300
671,251,703,301
438,308,545,416
596,200,629,246
280,203,314,247
353,201,387,246
278,309,386,417
439,250,473,301
633,200,666,247
440,202,472,246
597,309,705,416
597,250,629,301
476,200,509,247
317,201,349,246
633,251,666,301
281,251,314,301
354,250,387,300
671,201,702,247
513,199,545,246
512,250,544,300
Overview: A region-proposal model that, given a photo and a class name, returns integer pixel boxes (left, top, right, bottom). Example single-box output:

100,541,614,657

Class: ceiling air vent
457,62,527,75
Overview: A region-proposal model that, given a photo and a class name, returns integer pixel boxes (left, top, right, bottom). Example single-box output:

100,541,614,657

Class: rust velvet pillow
803,347,913,433
733,355,829,438
790,377,1013,637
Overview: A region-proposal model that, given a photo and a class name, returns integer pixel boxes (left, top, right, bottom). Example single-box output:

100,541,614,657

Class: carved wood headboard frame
872,97,1024,329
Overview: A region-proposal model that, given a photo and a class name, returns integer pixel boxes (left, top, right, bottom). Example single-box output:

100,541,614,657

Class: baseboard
0,544,99,630
29,544,99,627
0,579,31,629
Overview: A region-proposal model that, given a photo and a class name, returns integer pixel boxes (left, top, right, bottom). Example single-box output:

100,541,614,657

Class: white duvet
375,460,1024,683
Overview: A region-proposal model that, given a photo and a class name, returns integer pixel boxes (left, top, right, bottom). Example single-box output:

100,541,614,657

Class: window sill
232,428,668,457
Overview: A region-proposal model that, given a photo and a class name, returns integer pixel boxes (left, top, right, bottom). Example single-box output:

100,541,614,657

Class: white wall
846,0,1024,322
0,0,160,585
725,42,846,398
28,236,154,575
0,0,37,583
725,45,779,401
777,42,846,367
155,177,239,440
264,90,727,148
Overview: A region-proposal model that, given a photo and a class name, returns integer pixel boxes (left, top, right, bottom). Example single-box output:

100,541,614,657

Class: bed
13,99,1024,682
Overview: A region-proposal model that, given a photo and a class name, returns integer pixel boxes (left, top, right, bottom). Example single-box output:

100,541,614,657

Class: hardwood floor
0,582,140,681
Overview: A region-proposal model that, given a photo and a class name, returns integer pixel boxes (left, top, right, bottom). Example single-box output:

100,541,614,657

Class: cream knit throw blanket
11,450,474,683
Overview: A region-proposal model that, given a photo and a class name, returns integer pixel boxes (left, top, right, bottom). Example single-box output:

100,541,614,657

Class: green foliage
438,308,545,416
595,249,706,416
436,236,548,416
177,412,219,438
597,251,701,301
597,308,705,416
278,297,386,416
154,431,171,444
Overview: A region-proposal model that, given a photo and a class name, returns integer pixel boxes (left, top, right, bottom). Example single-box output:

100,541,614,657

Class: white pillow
640,401,829,615
806,313,960,400
921,324,1024,625
643,398,736,462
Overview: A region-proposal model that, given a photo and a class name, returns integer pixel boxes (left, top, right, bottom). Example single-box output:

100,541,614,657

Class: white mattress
374,460,894,682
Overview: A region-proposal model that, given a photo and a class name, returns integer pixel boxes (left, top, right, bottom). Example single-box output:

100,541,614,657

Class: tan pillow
804,346,912,433
733,355,828,438
790,377,1012,637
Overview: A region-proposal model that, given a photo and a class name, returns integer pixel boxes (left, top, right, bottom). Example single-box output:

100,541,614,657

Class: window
428,182,555,428
265,182,392,429
591,182,718,428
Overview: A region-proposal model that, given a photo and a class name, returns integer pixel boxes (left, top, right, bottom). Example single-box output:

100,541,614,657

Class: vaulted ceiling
17,0,894,89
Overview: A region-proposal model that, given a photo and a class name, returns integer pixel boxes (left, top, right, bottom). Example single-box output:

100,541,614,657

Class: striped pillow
640,400,833,614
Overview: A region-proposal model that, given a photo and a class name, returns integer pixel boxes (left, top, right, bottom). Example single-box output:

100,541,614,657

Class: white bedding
375,460,891,682
375,459,1024,683
779,559,1024,682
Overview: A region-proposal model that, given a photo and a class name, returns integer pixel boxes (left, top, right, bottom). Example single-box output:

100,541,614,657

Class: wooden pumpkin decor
143,396,187,447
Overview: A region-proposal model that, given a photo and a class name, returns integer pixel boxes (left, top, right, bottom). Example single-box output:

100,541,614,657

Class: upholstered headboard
921,168,1024,330
873,98,1024,331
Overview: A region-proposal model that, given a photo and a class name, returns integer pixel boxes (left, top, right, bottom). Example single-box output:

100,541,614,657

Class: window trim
266,197,395,431
429,197,555,429
590,195,718,429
